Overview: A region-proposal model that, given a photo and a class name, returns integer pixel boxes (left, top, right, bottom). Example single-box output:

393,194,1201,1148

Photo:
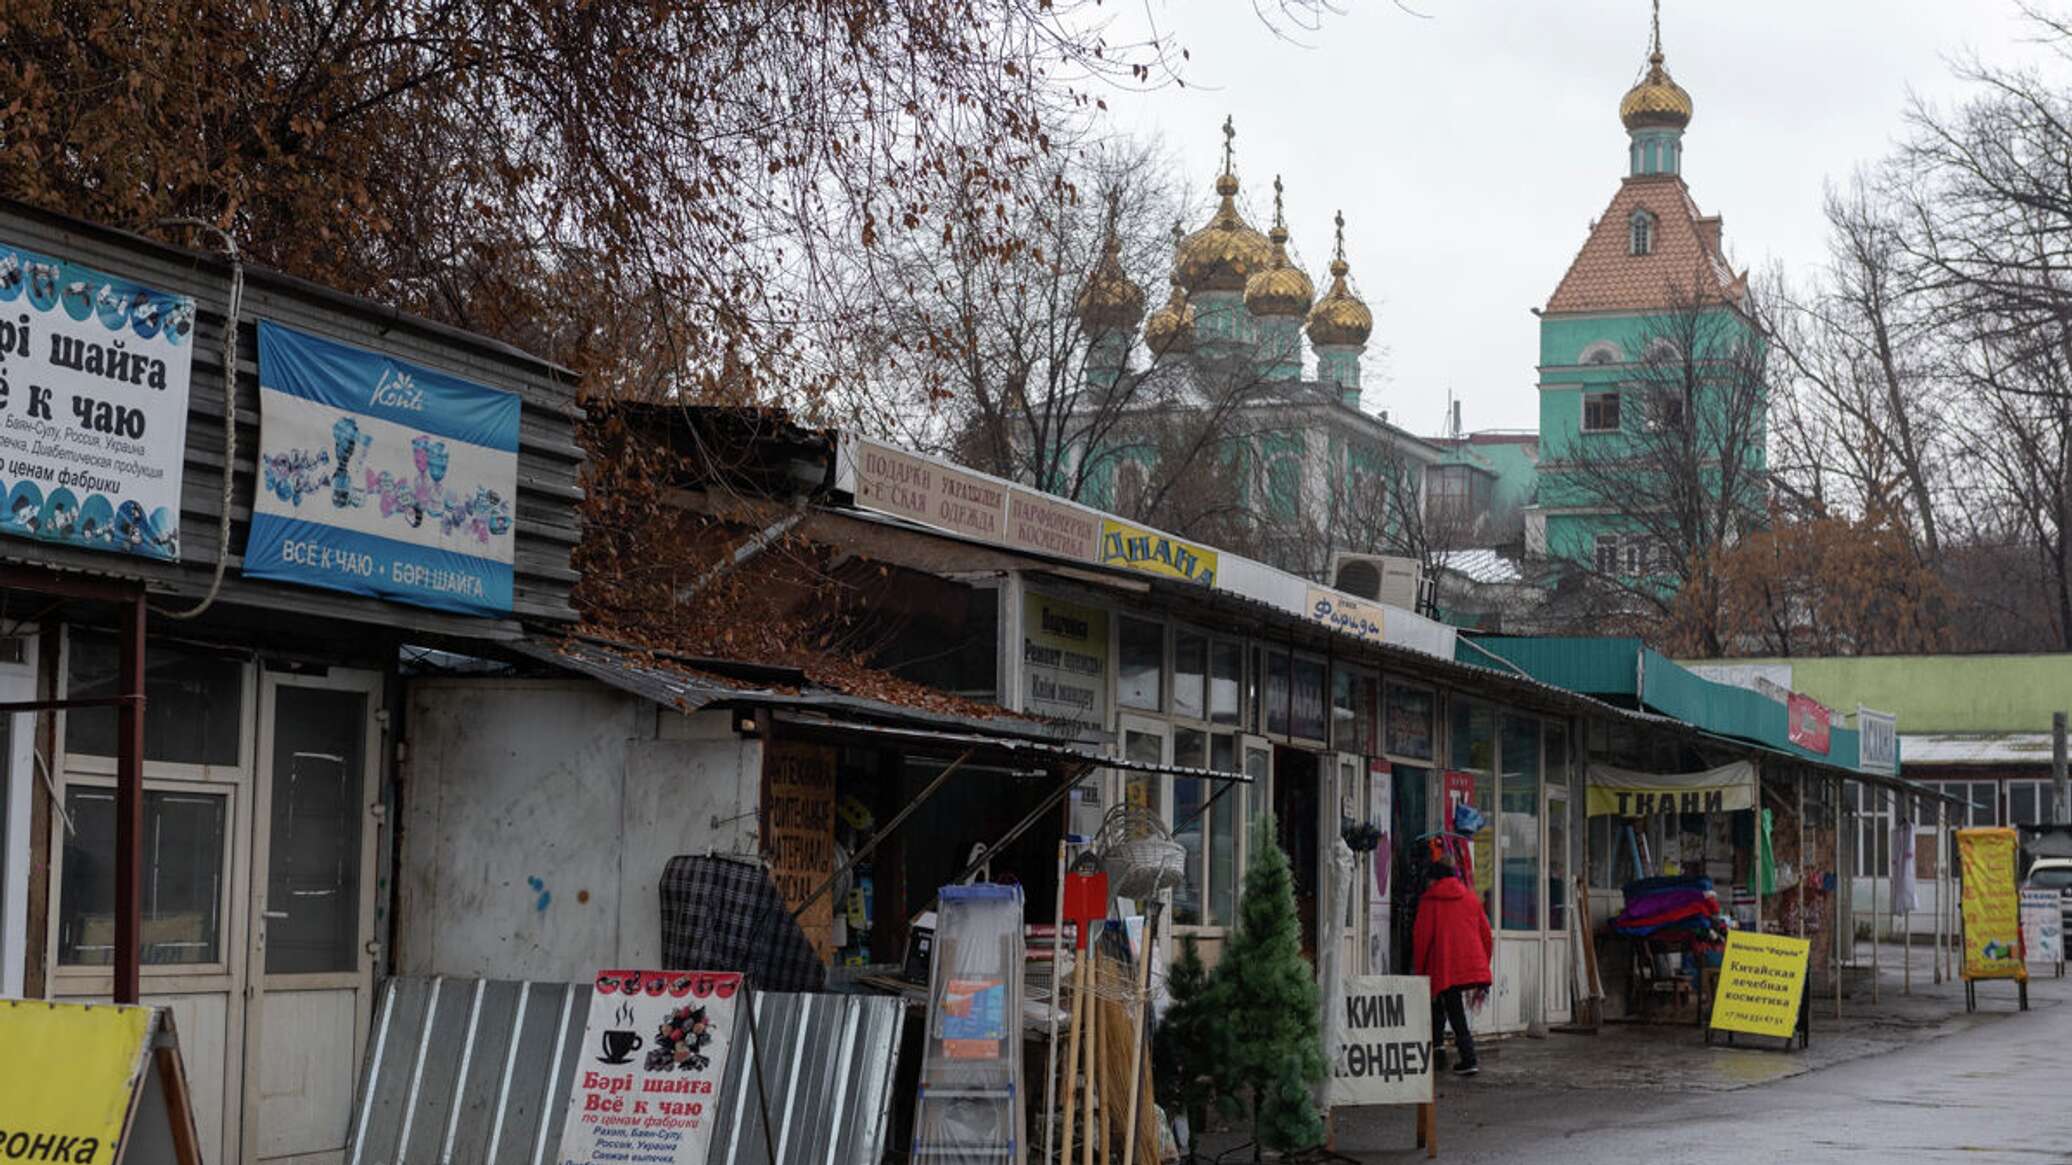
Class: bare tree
1767,182,1951,562
1545,286,1773,654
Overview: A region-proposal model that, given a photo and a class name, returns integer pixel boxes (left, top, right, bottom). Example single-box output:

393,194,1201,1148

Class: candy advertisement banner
559,970,741,1165
2021,888,2063,967
0,239,195,561
1957,828,2027,983
248,321,518,615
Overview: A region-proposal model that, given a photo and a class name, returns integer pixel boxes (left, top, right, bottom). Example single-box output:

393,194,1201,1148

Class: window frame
1629,210,1655,257
1581,390,1623,434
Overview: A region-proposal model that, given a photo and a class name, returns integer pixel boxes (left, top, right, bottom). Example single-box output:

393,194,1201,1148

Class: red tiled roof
1544,175,1743,315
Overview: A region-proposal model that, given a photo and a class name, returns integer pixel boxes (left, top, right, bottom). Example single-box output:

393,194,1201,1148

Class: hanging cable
149,219,243,620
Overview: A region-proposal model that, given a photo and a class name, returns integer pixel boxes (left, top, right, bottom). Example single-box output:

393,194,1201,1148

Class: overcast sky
1099,0,2044,434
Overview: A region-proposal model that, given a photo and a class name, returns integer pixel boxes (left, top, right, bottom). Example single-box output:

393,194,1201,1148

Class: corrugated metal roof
508,637,1090,745
1900,733,2057,766
1434,549,1525,585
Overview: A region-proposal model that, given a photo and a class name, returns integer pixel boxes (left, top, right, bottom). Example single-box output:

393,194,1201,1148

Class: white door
244,669,383,1164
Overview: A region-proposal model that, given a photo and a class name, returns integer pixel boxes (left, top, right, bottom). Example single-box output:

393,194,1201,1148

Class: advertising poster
1367,760,1393,974
2021,888,2063,968
0,998,156,1162
1022,591,1109,727
1957,828,2027,982
247,321,518,615
1710,931,1811,1040
560,970,741,1165
1305,586,1386,645
1327,975,1434,1108
0,238,195,560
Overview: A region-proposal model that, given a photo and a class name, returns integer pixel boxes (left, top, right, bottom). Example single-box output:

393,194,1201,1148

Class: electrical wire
149,218,242,620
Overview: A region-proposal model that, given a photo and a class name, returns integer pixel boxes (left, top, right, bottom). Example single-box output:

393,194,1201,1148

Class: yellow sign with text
1097,520,1218,586
1958,827,2028,982
1709,931,1811,1040
0,999,155,1161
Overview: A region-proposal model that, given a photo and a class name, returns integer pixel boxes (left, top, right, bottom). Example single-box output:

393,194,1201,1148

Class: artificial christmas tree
1210,814,1326,1153
1153,936,1220,1158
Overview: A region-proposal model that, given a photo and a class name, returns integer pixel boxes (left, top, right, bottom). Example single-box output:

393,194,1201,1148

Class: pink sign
1787,694,1831,755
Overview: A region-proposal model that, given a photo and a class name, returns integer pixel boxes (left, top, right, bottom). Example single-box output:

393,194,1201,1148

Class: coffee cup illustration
598,1029,643,1064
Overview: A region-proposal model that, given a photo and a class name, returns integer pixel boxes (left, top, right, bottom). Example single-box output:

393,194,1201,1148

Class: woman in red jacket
1412,841,1494,1075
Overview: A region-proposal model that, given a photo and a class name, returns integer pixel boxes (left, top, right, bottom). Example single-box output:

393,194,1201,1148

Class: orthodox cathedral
1058,6,1762,628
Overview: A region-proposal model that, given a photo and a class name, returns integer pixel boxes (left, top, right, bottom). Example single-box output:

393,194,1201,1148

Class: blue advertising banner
247,322,519,615
0,239,196,560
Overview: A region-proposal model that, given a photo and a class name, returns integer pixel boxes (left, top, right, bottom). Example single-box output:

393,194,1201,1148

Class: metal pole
1797,775,1806,940
1934,800,1944,985
1903,795,1912,997
2054,711,2068,823
1832,776,1842,1021
115,591,146,1004
1870,786,1881,1005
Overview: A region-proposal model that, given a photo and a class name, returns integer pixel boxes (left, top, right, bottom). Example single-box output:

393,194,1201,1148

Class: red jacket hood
1422,876,1472,903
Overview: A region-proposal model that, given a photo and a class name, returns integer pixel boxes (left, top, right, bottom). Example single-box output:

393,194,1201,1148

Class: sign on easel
557,970,741,1165
0,999,203,1163
1709,931,1811,1044
1327,975,1437,1157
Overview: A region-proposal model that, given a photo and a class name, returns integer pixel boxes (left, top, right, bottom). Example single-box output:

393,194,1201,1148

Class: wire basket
1093,804,1185,901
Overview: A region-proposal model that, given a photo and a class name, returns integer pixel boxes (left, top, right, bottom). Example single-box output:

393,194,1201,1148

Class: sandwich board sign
0,999,203,1163
1327,974,1438,1157
557,970,741,1165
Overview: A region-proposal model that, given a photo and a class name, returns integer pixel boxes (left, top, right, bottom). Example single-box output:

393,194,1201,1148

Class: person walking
1412,838,1494,1075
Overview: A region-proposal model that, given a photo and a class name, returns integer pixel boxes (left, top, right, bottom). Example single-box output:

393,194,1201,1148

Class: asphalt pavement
1199,948,2070,1164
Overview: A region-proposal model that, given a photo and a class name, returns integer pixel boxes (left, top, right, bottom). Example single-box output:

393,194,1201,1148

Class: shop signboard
1305,586,1385,645
849,437,1007,544
247,322,519,615
1022,592,1109,727
2021,888,2063,968
1326,974,1434,1107
0,999,201,1164
1005,486,1100,561
1710,931,1811,1041
1856,706,1897,775
762,742,838,963
0,238,195,561
1786,694,1831,755
1584,760,1756,817
1957,828,2027,982
1097,518,1217,585
559,970,742,1165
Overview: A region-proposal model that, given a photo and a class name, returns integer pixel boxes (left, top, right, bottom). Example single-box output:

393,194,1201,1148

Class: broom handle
1041,842,1069,1164
1059,945,1088,1164
1121,902,1161,1165
1083,942,1099,1165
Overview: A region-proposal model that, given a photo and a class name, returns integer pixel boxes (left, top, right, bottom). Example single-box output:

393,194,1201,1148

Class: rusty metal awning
769,712,1254,783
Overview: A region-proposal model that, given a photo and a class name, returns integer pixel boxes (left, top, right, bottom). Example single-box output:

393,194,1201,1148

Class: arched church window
1629,210,1655,257
1579,341,1624,366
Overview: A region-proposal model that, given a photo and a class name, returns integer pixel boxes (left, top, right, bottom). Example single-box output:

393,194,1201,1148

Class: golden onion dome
1307,211,1372,348
1075,199,1145,333
1175,117,1275,295
1144,276,1197,356
1620,10,1691,131
1244,176,1314,318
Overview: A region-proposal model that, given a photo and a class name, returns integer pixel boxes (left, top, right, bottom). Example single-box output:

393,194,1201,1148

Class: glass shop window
1262,649,1291,737
1290,657,1328,742
1118,617,1164,712
1385,684,1436,761
1499,715,1541,932
1173,631,1207,721
1209,641,1243,726
59,787,228,965
65,633,244,766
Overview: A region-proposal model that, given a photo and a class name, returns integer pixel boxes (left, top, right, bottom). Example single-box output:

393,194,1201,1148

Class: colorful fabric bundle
1611,875,1722,940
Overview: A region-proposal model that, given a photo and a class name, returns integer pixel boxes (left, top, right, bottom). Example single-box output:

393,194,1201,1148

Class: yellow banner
0,998,155,1161
1709,931,1811,1040
1958,828,2028,982
1097,520,1217,586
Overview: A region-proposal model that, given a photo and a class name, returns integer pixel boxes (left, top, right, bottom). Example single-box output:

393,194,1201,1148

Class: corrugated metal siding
348,977,906,1165
0,201,581,633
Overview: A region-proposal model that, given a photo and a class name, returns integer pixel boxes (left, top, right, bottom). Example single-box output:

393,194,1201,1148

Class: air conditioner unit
1328,552,1423,610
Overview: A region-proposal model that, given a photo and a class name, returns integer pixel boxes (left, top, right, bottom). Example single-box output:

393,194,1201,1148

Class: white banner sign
1327,974,1434,1108
2022,889,2063,967
1858,706,1898,775
558,970,740,1165
0,239,195,560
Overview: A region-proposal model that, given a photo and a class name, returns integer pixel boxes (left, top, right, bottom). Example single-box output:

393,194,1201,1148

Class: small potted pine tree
1153,936,1220,1160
